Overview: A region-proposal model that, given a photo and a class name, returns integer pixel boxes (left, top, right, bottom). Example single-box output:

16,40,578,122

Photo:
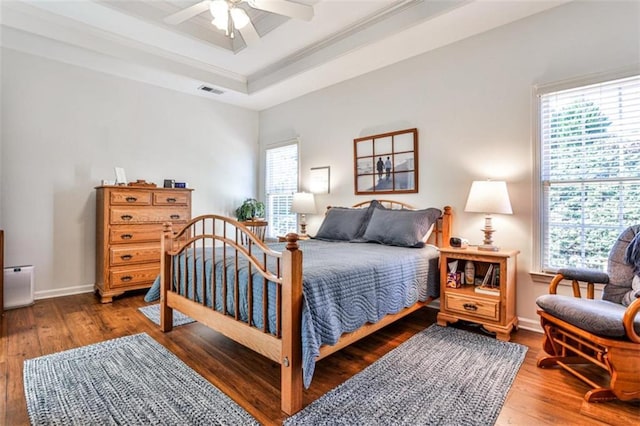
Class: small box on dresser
437,246,519,341
95,185,193,303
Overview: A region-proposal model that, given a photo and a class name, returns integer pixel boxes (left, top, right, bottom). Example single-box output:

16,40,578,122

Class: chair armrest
623,296,640,343
549,268,610,297
558,268,610,284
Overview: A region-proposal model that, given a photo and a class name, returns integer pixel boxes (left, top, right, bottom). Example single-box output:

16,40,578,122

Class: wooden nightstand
277,234,310,242
437,246,519,341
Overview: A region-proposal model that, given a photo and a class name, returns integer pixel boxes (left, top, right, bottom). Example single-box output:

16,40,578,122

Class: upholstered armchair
536,225,640,403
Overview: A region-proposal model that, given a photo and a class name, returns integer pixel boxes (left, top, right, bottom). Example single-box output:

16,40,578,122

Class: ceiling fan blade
239,19,261,47
164,1,211,25
247,0,314,21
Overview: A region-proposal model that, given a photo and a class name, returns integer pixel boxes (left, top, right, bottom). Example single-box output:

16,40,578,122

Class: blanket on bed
144,240,439,387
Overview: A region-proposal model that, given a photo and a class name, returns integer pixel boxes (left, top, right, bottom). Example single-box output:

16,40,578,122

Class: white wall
258,1,640,330
0,48,259,298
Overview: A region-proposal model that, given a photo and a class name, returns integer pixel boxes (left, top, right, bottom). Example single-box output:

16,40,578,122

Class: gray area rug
139,303,195,326
23,333,258,425
285,325,528,426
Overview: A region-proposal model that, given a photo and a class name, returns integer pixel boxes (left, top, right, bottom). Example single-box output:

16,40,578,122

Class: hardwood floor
1,292,639,425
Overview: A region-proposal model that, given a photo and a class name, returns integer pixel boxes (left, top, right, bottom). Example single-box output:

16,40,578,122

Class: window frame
262,138,300,239
533,67,640,273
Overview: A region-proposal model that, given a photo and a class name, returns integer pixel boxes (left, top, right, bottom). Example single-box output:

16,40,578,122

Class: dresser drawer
110,244,160,266
109,190,152,205
110,265,159,288
445,293,500,321
153,191,190,206
109,225,164,244
110,207,190,224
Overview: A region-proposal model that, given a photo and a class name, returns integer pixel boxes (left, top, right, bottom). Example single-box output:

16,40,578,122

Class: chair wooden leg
537,355,585,368
585,388,617,402
538,316,640,403
607,346,640,401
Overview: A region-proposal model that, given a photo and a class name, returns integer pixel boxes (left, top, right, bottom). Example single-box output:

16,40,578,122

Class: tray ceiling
0,0,570,110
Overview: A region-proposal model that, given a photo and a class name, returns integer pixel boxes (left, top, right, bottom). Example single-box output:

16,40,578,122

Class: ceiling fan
164,0,314,45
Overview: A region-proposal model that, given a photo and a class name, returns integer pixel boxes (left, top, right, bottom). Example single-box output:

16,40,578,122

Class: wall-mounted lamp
464,180,513,251
291,192,316,235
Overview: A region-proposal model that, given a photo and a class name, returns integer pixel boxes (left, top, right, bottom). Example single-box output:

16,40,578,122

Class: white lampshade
464,180,512,251
464,180,513,215
291,192,316,214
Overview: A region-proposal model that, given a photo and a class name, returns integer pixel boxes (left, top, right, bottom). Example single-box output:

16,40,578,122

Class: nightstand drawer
445,293,500,321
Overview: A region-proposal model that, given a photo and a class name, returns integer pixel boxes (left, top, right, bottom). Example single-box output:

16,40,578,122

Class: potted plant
235,198,265,222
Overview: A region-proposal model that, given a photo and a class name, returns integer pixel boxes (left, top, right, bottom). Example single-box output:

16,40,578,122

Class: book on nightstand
474,263,500,295
474,286,500,296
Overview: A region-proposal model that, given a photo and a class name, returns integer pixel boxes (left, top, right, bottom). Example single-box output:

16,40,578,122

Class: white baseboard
517,316,542,333
34,284,94,300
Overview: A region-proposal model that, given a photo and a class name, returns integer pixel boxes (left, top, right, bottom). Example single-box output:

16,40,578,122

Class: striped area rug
23,333,258,425
139,303,195,327
285,324,528,426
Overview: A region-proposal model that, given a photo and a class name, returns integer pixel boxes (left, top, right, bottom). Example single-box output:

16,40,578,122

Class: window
264,142,298,238
537,73,640,272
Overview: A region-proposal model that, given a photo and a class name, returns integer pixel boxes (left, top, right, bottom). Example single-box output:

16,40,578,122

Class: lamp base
478,244,500,252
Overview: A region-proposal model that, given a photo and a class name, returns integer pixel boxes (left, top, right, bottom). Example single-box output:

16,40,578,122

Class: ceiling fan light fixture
209,0,228,19
211,16,228,31
230,7,250,29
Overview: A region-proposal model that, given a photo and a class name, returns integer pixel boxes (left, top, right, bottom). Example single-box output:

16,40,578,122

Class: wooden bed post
160,222,174,332
280,233,303,415
441,206,453,247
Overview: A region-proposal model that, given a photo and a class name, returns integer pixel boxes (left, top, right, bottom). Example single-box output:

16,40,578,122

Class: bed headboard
349,200,452,248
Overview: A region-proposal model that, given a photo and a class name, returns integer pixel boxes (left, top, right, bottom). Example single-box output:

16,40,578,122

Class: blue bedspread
145,240,439,387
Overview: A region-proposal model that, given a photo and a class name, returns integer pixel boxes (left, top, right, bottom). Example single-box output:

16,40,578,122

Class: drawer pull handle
170,214,180,220
126,197,137,203
121,275,133,282
463,303,478,312
166,198,177,203
121,215,133,221
120,234,133,240
120,255,133,261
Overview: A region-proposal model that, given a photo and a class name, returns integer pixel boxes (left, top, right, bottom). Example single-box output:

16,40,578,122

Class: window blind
539,74,640,271
265,143,298,238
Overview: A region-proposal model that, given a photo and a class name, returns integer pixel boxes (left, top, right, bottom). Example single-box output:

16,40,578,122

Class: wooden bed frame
159,201,452,414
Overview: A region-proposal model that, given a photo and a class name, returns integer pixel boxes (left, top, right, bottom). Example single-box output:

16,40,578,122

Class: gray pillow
314,201,379,241
603,225,640,304
362,207,441,248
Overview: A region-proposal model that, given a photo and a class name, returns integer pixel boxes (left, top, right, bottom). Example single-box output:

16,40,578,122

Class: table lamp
291,192,316,235
464,180,513,251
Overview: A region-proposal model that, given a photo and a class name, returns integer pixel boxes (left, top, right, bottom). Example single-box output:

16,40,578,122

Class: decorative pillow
314,201,379,241
361,207,442,248
603,225,640,305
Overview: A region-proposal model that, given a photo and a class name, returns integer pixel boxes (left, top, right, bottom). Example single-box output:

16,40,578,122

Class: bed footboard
158,204,453,416
159,216,304,414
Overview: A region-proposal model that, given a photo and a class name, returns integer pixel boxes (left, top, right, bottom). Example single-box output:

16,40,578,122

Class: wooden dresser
95,186,193,303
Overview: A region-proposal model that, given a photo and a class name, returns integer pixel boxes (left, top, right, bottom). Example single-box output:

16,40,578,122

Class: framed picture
310,166,330,194
353,128,418,195
114,167,127,185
